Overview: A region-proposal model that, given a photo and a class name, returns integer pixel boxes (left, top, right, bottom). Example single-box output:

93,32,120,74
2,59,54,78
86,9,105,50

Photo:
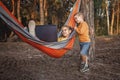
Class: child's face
74,15,83,23
61,27,71,37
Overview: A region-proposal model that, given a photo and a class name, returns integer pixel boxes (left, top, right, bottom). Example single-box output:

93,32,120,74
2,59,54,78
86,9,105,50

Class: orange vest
76,21,90,42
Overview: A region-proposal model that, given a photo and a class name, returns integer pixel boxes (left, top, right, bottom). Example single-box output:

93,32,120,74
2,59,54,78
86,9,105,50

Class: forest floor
0,36,120,80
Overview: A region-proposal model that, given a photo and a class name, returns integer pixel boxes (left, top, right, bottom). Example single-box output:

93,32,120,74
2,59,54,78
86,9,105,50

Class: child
74,12,91,72
58,25,72,42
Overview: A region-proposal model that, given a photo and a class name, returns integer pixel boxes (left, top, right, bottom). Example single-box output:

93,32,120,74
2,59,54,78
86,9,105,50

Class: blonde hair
74,12,84,20
61,25,72,31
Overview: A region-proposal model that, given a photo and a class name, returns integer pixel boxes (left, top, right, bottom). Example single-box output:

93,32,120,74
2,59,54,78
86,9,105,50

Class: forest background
0,0,120,41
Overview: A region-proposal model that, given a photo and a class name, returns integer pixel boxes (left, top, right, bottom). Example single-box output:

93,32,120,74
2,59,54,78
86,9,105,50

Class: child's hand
74,26,77,30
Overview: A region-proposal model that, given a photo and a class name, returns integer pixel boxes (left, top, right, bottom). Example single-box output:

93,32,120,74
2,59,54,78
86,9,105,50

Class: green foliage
47,0,75,27
94,0,107,35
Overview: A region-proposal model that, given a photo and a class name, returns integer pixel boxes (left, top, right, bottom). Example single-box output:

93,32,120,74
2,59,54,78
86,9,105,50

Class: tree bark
11,0,15,15
116,1,119,35
110,8,114,35
39,0,45,25
31,0,36,19
52,14,58,25
17,0,21,22
44,0,47,23
9,0,15,38
106,0,110,35
81,0,95,61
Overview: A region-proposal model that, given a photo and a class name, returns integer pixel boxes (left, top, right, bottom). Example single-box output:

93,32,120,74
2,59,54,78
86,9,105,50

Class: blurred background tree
0,0,76,41
94,0,120,36
0,0,119,42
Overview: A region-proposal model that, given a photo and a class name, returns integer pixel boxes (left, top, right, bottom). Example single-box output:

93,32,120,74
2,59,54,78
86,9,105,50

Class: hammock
0,0,81,58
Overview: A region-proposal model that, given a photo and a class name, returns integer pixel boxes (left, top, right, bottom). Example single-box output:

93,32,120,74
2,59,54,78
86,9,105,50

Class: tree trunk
52,15,58,25
106,0,110,35
31,0,36,19
39,0,45,25
116,1,119,35
8,0,15,38
17,0,21,22
44,0,47,23
110,8,114,35
81,0,95,61
11,0,15,15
